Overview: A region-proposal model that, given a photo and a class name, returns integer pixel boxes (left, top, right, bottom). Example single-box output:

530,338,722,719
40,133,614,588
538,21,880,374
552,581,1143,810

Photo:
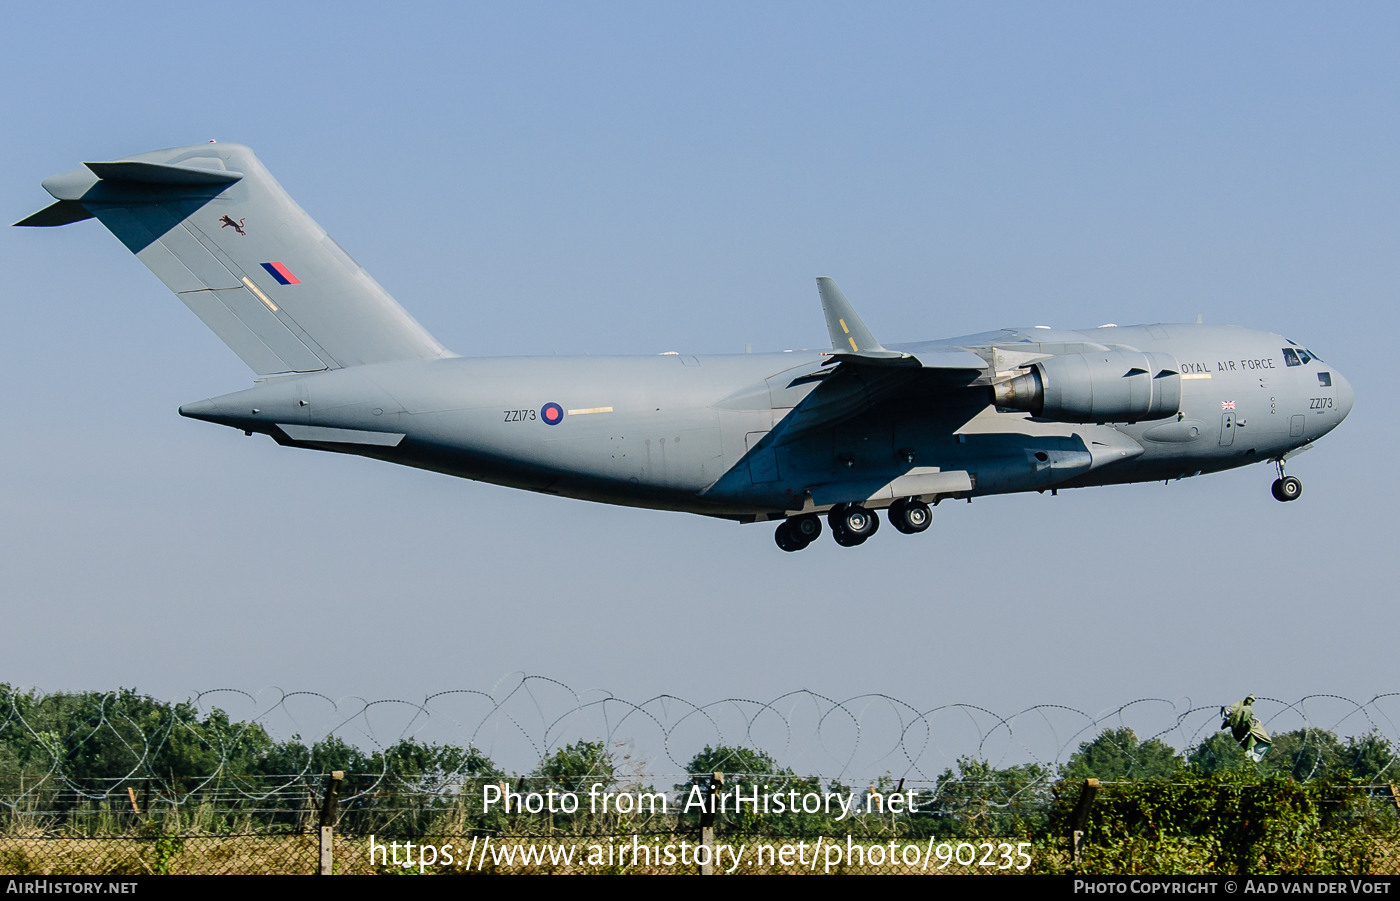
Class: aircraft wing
768,363,918,446
823,347,989,370
770,278,989,444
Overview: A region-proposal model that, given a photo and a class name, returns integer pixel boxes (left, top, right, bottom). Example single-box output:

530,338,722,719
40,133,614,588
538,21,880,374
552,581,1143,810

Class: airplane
16,143,1354,552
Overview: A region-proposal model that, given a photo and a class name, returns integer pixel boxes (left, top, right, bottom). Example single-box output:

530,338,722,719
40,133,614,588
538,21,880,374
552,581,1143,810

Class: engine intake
992,351,1181,422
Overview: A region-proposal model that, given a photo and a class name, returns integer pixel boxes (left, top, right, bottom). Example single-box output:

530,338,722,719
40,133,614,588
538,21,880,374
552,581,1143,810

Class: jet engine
992,351,1181,423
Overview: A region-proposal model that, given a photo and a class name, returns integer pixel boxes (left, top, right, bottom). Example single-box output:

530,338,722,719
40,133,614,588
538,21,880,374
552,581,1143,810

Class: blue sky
1,3,1396,761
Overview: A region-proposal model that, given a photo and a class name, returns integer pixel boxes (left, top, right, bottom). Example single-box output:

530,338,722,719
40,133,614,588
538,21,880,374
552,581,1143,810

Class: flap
808,469,973,506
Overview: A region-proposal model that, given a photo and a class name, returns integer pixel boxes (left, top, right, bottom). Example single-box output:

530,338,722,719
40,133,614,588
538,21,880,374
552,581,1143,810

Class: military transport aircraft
17,143,1353,551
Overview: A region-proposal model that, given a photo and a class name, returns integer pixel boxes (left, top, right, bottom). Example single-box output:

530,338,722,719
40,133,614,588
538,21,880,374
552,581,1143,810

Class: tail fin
16,143,451,374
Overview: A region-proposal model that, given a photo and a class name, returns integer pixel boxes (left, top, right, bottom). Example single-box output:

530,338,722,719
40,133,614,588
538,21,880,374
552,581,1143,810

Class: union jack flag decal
1222,401,1236,410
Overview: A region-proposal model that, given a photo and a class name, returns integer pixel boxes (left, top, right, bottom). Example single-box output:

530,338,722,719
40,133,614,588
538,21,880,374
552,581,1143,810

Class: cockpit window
1297,349,1313,365
1306,348,1323,362
1318,372,1332,387
1282,348,1301,367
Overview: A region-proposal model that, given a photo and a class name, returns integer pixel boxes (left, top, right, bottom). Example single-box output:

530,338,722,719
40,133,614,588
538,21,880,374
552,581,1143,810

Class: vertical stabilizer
17,144,452,374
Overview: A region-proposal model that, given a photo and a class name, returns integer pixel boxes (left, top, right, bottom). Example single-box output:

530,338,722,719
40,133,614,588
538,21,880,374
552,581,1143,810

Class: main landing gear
830,503,879,547
1270,459,1302,503
888,497,933,534
774,513,823,551
774,498,934,551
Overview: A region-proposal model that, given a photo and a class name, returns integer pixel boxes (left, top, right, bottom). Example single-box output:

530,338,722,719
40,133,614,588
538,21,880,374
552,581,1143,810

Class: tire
894,499,932,533
834,504,878,539
888,498,912,534
1279,476,1302,502
789,514,822,542
774,520,809,552
1271,479,1287,502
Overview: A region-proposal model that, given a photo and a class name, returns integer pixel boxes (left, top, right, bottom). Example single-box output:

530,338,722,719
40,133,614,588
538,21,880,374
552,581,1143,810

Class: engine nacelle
992,351,1181,422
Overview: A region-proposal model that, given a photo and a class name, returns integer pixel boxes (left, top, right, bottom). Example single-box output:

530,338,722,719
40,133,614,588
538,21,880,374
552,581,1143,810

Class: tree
1256,728,1346,781
1188,732,1251,774
926,757,1053,838
532,739,615,794
1061,727,1182,782
676,744,800,811
1341,732,1396,781
0,686,278,787
682,745,788,784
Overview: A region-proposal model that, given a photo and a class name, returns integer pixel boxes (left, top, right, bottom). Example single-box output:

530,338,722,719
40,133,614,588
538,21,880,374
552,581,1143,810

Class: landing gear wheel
774,524,805,552
832,528,864,547
1271,476,1302,502
829,504,878,546
888,498,932,534
789,513,822,543
775,514,823,551
774,517,814,552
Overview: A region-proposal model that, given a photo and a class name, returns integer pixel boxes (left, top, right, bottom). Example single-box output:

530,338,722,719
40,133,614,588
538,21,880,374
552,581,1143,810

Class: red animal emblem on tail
219,215,247,237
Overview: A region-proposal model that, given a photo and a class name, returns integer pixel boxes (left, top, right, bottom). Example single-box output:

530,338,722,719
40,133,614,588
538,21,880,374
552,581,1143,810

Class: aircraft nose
1334,370,1354,421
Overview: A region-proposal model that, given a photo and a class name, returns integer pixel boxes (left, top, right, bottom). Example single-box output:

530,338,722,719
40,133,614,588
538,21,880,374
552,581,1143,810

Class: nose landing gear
1270,459,1302,502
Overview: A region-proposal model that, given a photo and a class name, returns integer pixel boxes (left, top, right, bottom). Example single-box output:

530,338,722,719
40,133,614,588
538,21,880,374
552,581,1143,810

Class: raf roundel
541,403,564,425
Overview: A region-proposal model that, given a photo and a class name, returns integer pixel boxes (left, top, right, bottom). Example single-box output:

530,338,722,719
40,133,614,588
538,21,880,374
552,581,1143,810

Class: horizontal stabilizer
13,200,94,227
84,160,244,186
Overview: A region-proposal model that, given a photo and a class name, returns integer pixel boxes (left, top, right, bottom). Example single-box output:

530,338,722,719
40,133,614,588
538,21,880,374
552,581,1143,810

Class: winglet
817,277,887,354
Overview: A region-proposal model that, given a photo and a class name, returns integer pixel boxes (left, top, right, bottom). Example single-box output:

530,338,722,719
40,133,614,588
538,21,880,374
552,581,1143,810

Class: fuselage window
1318,372,1332,387
1282,348,1301,366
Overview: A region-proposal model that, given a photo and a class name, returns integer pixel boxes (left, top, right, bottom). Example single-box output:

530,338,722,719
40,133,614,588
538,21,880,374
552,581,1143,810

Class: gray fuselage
179,322,1353,522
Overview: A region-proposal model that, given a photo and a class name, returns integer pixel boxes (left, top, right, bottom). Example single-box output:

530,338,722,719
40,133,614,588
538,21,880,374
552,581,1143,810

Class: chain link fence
2,775,1397,875
3,681,1398,873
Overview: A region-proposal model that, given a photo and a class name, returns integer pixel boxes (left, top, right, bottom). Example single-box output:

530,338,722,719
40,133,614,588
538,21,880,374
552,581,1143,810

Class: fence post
1069,778,1100,867
318,771,344,875
1389,784,1400,812
699,772,723,875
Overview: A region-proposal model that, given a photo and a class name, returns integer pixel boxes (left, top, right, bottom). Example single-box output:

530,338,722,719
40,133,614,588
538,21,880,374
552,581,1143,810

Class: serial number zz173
1310,397,1333,410
503,409,537,422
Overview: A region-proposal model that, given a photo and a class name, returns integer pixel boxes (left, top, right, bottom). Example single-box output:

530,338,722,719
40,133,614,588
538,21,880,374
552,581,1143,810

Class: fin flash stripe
260,261,301,285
